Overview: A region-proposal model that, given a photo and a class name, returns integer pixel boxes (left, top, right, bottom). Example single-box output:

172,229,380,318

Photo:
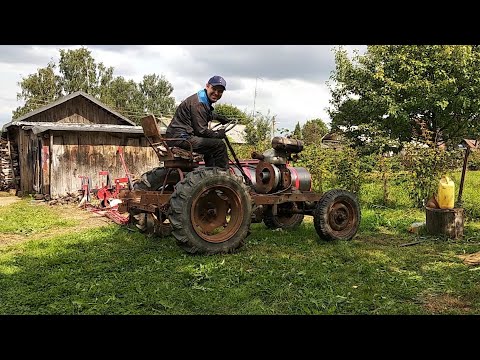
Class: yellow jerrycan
437,175,455,209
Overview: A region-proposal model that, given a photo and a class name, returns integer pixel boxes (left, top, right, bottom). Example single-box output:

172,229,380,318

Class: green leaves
244,110,274,145
329,45,480,146
13,62,63,119
435,99,450,111
301,118,329,145
13,47,177,125
59,47,106,96
214,103,251,125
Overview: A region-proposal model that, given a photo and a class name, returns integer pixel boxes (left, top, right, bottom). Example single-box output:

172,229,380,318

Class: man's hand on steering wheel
217,114,231,125
212,118,239,134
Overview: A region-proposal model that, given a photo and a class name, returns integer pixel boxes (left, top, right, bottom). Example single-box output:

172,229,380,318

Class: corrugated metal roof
12,91,136,126
2,121,167,135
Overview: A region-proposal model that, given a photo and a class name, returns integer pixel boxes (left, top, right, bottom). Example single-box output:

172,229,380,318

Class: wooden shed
321,132,345,149
1,91,163,197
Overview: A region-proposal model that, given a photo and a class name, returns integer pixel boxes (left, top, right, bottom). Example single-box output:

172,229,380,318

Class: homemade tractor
117,115,361,255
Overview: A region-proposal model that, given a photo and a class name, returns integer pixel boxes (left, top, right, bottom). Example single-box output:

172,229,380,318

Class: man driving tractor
165,75,231,170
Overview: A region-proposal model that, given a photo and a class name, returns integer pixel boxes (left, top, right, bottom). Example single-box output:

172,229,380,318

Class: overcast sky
0,45,366,132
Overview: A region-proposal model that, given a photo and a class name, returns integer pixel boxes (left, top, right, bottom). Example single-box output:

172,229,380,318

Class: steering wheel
211,118,239,133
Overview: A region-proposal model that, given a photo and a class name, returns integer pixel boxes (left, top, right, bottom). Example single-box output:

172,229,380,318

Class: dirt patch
0,200,117,248
458,251,480,266
0,196,21,207
422,293,472,314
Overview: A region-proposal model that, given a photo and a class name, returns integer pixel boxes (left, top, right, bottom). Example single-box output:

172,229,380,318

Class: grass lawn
0,171,479,315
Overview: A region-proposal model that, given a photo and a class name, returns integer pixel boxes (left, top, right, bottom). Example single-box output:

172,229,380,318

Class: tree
12,46,177,125
214,104,251,125
13,62,63,119
58,46,113,97
139,74,176,118
101,76,144,122
328,45,480,148
244,110,273,145
293,121,302,139
101,74,177,124
301,118,329,145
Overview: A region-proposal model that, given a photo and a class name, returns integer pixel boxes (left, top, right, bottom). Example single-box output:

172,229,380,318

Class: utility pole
253,77,263,119
271,116,276,139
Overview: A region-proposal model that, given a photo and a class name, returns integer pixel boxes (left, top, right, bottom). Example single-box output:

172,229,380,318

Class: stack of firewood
0,137,17,191
47,192,83,205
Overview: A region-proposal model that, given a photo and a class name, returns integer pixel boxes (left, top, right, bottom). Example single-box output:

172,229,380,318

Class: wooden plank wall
50,131,160,197
42,142,50,194
18,129,35,194
26,97,129,125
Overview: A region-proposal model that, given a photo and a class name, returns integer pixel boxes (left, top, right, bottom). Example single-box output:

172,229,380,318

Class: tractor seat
140,114,204,163
156,144,204,162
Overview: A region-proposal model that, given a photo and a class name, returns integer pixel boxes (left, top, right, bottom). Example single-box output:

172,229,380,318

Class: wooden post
456,146,470,207
425,207,464,239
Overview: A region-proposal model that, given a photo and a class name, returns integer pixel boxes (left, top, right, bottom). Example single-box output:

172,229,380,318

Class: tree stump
425,207,464,239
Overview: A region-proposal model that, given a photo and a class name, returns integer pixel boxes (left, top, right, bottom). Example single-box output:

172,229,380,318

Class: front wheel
169,167,252,254
313,189,361,241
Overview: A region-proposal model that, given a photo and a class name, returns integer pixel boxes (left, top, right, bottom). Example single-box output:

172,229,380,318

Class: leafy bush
399,144,462,208
468,150,480,170
294,145,362,194
230,142,270,160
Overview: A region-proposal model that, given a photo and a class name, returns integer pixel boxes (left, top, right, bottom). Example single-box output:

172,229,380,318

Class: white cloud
0,45,366,132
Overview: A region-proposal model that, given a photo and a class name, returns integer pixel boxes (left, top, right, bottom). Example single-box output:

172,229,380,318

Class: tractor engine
231,137,312,194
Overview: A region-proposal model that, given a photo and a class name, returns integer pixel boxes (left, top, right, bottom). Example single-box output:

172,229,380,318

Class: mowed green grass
0,171,480,315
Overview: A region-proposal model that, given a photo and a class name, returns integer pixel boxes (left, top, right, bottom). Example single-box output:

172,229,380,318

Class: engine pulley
255,161,281,193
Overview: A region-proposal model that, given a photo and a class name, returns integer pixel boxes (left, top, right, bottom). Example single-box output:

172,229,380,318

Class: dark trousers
167,136,229,170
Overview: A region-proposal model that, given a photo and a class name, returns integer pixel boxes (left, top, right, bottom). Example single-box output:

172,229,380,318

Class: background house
321,132,344,149
0,91,163,197
460,139,479,151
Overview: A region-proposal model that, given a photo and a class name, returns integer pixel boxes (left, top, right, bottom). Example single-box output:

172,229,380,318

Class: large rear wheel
169,168,252,254
132,167,180,191
313,189,360,241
